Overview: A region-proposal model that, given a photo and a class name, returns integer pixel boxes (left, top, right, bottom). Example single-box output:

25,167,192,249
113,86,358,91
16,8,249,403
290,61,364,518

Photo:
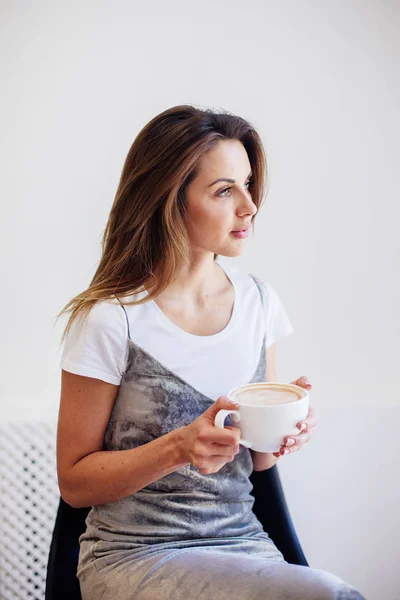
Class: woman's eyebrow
207,170,253,188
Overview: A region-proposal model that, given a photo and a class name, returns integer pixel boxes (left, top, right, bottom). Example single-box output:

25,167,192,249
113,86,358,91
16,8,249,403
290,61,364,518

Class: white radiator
0,421,60,600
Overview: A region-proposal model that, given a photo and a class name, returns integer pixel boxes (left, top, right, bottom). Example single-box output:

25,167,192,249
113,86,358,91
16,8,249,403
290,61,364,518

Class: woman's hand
272,376,317,458
180,396,241,474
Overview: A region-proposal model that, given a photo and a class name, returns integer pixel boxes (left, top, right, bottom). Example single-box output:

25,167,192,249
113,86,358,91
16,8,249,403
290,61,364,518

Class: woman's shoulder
63,297,128,350
80,296,125,328
61,297,129,385
222,264,294,344
220,262,277,299
83,289,147,324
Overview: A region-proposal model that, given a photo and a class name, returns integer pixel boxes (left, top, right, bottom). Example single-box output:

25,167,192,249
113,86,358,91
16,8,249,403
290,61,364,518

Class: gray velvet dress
76,278,366,600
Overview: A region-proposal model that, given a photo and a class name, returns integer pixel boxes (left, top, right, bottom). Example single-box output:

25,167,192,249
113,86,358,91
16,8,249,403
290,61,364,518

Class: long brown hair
56,104,269,344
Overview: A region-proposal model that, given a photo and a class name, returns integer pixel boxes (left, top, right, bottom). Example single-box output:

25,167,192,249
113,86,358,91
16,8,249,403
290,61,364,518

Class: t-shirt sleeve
254,277,294,349
60,300,128,385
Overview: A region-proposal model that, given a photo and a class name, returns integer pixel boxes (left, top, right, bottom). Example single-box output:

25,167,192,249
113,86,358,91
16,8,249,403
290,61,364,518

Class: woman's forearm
59,427,189,508
60,428,279,508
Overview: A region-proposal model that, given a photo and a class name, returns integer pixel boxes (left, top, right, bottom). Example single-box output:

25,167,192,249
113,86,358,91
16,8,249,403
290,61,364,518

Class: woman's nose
237,191,257,218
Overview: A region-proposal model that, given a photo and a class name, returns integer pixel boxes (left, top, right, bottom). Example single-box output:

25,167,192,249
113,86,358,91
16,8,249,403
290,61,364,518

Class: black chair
45,465,308,599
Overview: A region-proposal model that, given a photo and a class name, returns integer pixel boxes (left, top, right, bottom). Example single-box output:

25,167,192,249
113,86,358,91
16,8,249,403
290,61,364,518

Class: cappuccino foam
234,387,302,406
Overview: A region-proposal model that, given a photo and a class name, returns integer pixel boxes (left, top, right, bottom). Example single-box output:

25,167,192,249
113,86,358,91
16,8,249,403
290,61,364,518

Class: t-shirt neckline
148,262,238,344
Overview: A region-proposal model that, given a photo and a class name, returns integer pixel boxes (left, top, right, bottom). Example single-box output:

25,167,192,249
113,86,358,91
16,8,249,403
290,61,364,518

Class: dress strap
250,274,264,308
250,274,267,340
115,297,132,340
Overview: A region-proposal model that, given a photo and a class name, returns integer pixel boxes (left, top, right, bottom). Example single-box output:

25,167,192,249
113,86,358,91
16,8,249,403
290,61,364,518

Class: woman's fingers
296,405,317,431
286,430,312,446
291,376,313,390
290,381,316,433
279,427,316,455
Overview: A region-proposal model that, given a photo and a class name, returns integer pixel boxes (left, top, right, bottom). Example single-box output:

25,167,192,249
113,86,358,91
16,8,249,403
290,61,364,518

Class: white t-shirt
60,263,294,400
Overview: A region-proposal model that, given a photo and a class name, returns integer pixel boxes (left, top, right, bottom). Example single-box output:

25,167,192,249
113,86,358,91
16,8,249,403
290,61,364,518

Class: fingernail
227,398,239,405
298,423,306,430
284,448,290,455
286,438,295,446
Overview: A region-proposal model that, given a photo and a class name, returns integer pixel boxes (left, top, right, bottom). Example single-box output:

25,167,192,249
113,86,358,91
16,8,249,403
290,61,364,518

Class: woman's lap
78,541,365,600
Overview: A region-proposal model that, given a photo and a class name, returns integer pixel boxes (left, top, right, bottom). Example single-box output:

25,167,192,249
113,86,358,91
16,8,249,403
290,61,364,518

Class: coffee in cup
214,382,309,453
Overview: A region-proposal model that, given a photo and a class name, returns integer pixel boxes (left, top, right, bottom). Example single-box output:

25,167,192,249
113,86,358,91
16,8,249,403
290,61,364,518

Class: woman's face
184,139,258,258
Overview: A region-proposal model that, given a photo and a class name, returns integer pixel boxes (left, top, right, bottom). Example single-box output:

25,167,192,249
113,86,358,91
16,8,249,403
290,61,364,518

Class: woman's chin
216,244,246,258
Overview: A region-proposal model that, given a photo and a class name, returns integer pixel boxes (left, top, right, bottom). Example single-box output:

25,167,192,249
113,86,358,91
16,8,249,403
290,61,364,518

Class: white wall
1,1,399,598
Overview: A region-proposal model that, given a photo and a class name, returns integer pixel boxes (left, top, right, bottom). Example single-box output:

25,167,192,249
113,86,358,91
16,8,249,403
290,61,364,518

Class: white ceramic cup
214,382,310,453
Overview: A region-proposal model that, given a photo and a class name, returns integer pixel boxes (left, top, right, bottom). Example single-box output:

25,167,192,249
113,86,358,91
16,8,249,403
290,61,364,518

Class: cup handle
214,409,252,449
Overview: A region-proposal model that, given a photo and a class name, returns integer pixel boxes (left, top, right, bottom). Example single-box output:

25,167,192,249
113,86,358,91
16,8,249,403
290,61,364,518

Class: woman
56,105,365,599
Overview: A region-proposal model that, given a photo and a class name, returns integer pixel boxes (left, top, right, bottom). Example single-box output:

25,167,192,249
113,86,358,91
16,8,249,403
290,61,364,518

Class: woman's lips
230,228,249,239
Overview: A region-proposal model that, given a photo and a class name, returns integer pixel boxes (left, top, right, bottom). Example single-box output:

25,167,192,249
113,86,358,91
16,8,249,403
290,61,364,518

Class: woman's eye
216,179,252,198
217,187,232,197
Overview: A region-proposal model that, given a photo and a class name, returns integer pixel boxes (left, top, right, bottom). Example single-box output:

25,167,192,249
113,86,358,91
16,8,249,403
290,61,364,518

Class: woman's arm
57,370,190,508
250,343,281,471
